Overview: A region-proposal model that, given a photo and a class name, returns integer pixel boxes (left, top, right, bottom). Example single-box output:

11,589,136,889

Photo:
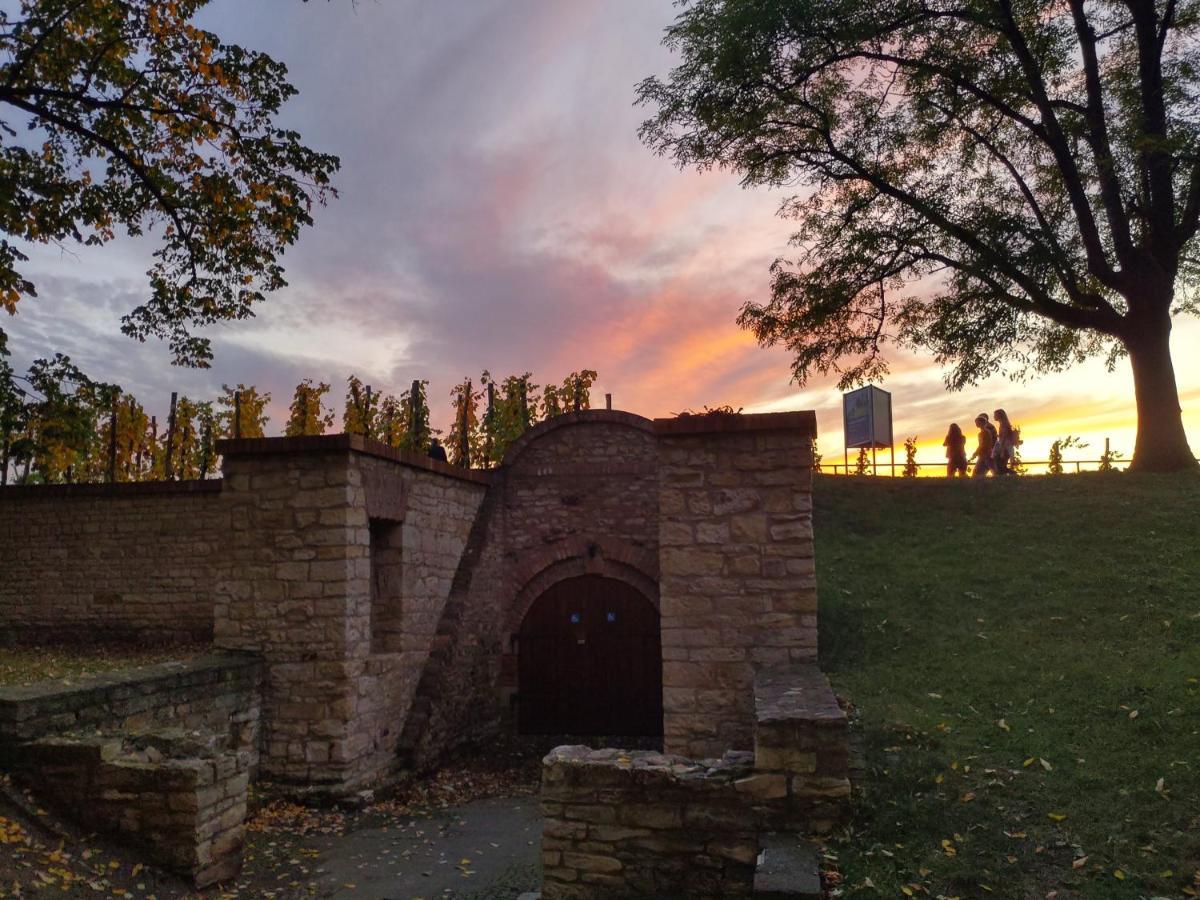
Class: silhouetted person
427,437,448,463
993,408,1016,475
944,423,968,477
971,414,996,477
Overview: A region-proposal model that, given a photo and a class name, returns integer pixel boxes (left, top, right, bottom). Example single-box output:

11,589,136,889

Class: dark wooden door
518,575,662,736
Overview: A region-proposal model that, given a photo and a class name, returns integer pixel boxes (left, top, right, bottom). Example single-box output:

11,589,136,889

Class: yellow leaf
997,719,1010,731
1023,758,1036,767
1113,869,1125,880
901,887,914,897
1048,812,1068,822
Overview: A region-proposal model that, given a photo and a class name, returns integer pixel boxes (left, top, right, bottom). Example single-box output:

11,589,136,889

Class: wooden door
517,575,662,736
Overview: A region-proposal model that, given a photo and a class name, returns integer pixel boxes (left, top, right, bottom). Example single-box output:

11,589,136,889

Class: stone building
1,408,846,893
0,409,814,785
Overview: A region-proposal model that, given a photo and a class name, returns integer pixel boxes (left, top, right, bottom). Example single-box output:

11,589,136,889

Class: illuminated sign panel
842,386,893,449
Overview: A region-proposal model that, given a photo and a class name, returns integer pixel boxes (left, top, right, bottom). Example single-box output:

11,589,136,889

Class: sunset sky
5,0,1198,469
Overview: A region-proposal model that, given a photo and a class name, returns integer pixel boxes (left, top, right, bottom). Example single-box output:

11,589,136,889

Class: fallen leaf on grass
1072,856,1088,869
1048,812,1068,822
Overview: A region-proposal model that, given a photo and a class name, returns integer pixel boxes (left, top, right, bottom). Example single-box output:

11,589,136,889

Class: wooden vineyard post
146,415,157,477
456,380,471,468
165,392,178,480
180,418,192,480
485,382,495,465
125,396,136,480
405,380,418,445
200,417,212,479
573,375,582,412
233,390,242,440
519,380,530,432
364,385,373,437
108,392,118,483
605,393,612,411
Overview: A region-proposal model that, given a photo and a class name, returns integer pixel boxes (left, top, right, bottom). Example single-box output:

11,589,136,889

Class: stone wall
20,729,252,887
754,666,851,835
655,412,818,758
397,411,661,765
540,666,850,898
0,654,262,886
541,746,761,899
0,481,226,644
0,653,262,765
213,435,487,794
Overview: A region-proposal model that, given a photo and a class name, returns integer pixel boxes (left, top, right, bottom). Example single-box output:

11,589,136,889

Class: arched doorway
517,575,662,736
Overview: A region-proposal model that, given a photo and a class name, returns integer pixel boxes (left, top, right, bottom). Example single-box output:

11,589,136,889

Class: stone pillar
654,412,817,759
214,437,373,792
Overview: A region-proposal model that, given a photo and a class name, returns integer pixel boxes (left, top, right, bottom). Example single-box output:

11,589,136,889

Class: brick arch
508,537,659,634
500,409,655,468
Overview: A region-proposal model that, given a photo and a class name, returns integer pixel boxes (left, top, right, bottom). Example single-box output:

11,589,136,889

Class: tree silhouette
640,0,1199,471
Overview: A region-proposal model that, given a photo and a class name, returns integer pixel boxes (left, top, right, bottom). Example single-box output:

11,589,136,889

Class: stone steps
753,833,822,899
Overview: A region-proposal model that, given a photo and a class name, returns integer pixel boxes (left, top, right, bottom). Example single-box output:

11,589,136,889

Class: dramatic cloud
3,0,1197,461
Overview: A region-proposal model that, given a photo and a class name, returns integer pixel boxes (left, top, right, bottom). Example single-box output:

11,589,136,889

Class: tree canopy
0,0,338,365
639,0,1200,471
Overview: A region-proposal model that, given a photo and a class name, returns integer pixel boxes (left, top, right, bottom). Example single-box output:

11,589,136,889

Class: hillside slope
815,473,1200,899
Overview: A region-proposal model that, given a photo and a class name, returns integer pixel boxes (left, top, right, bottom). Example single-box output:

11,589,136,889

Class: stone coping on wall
544,744,756,781
216,433,492,485
652,410,818,438
22,727,253,887
754,666,847,728
500,409,656,466
0,479,223,499
0,652,262,743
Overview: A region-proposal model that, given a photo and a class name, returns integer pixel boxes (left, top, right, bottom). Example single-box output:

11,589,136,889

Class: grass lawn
815,473,1200,899
0,643,209,687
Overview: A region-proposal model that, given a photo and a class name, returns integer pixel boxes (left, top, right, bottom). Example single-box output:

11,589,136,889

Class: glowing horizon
1,0,1196,470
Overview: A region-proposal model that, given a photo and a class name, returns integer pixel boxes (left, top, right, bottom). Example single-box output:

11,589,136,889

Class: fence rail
824,458,1119,476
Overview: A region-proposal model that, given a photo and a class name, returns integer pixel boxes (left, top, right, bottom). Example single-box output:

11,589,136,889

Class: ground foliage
815,473,1200,898
0,643,209,687
0,735,542,898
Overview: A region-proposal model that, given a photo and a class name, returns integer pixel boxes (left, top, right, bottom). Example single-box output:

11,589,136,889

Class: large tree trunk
1126,318,1197,472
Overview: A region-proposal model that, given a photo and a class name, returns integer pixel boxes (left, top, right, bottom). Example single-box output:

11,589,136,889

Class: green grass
815,473,1200,900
